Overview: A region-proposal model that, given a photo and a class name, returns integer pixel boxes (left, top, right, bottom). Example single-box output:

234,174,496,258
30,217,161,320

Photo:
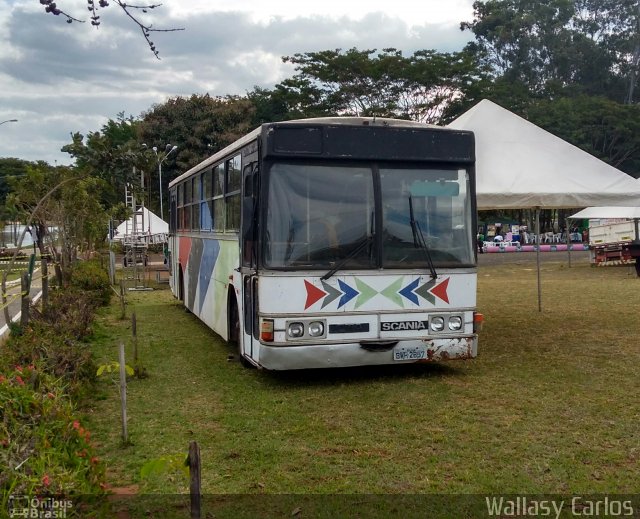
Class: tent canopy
112,207,168,243
448,99,640,210
569,206,640,220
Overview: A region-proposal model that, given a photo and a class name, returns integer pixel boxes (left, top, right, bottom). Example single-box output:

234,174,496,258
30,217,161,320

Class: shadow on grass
257,361,464,388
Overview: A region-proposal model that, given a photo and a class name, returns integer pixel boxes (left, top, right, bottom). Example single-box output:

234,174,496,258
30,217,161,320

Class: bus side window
241,162,258,267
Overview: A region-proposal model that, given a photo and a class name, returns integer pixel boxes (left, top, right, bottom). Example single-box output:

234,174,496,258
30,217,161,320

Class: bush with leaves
39,289,102,340
70,260,112,306
0,364,104,500
2,323,96,400
0,264,110,501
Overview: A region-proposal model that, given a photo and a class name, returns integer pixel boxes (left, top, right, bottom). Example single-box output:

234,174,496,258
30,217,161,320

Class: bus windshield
263,162,474,270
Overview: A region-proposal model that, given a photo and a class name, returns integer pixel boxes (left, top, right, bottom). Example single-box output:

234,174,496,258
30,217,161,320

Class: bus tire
178,265,185,302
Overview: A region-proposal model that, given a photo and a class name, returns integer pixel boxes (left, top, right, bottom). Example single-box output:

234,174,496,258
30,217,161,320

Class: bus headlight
448,316,463,331
430,316,445,332
287,322,305,338
308,321,325,337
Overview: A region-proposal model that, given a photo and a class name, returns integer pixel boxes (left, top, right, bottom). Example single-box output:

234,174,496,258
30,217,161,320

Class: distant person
477,232,484,254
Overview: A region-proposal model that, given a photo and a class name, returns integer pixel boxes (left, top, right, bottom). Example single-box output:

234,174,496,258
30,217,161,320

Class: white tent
112,207,168,244
448,99,640,310
569,206,640,220
448,99,640,209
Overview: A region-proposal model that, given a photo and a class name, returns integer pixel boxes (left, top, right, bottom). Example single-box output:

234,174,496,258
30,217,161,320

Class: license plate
393,344,427,361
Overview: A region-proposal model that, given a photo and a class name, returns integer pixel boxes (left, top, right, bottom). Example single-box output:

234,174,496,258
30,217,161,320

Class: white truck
588,218,640,273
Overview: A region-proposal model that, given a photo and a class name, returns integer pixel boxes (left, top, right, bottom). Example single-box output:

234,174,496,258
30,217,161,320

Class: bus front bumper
257,336,477,370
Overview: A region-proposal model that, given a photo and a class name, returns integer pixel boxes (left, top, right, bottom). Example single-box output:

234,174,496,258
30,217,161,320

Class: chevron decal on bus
303,277,450,310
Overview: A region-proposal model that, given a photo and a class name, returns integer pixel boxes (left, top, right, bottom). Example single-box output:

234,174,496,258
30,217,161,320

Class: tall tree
5,163,110,292
461,0,636,101
525,96,640,176
0,158,33,220
272,48,486,124
138,94,255,171
62,113,152,210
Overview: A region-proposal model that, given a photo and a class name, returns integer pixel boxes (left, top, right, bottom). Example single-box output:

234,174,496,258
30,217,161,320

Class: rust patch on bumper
420,337,475,362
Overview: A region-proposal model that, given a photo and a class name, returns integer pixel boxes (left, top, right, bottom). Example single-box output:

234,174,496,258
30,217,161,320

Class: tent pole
567,213,572,268
536,207,542,312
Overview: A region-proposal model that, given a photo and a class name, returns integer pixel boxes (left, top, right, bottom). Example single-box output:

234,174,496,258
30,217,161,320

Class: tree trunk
625,3,640,104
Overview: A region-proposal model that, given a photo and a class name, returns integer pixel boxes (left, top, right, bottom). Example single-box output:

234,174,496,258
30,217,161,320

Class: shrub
0,260,108,503
0,364,104,498
39,289,101,340
1,325,96,399
70,260,111,306
1,287,102,400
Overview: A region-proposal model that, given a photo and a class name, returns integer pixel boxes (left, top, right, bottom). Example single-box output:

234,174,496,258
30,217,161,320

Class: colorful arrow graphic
303,276,450,310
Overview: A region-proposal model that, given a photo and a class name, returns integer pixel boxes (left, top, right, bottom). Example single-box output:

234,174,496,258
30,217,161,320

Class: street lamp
144,143,178,221
0,119,18,126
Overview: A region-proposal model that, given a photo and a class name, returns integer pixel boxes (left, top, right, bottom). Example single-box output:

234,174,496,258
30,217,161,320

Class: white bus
168,117,481,370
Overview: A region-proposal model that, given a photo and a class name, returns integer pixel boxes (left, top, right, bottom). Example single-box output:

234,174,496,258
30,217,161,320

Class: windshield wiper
321,234,373,281
409,195,437,280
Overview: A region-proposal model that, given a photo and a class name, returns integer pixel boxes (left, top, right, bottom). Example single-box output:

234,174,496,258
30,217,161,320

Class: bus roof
169,116,463,188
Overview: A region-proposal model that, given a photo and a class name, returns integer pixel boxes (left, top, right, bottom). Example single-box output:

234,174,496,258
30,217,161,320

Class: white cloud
0,0,475,164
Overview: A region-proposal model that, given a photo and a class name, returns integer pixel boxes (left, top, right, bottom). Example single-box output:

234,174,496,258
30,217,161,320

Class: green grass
83,259,640,515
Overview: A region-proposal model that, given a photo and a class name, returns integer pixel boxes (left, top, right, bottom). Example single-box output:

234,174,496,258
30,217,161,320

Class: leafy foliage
0,275,108,499
0,158,34,218
6,163,111,284
4,321,95,389
138,94,256,171
525,96,640,176
268,47,487,124
462,0,640,103
70,260,112,306
0,365,104,497
96,362,134,377
62,114,151,208
2,272,109,396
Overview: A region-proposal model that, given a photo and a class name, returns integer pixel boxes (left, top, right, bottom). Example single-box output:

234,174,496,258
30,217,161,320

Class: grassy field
84,256,640,516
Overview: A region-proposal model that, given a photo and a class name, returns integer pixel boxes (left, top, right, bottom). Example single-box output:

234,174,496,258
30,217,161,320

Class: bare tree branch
37,0,184,58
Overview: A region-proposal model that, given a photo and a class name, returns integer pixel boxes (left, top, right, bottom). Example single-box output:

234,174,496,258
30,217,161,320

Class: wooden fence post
41,257,48,313
109,251,116,285
20,272,30,327
54,253,63,287
118,342,128,443
132,312,139,375
119,280,126,319
132,312,137,356
188,441,201,519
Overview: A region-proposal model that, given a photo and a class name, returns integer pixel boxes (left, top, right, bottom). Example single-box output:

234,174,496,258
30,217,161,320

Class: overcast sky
0,0,476,165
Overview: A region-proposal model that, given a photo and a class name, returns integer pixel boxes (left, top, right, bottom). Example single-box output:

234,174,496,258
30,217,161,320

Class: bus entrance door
242,274,258,361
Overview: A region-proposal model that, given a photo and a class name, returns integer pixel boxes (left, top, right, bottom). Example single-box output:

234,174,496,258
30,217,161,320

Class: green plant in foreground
96,361,134,377
1,321,96,400
0,364,105,501
70,260,112,306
